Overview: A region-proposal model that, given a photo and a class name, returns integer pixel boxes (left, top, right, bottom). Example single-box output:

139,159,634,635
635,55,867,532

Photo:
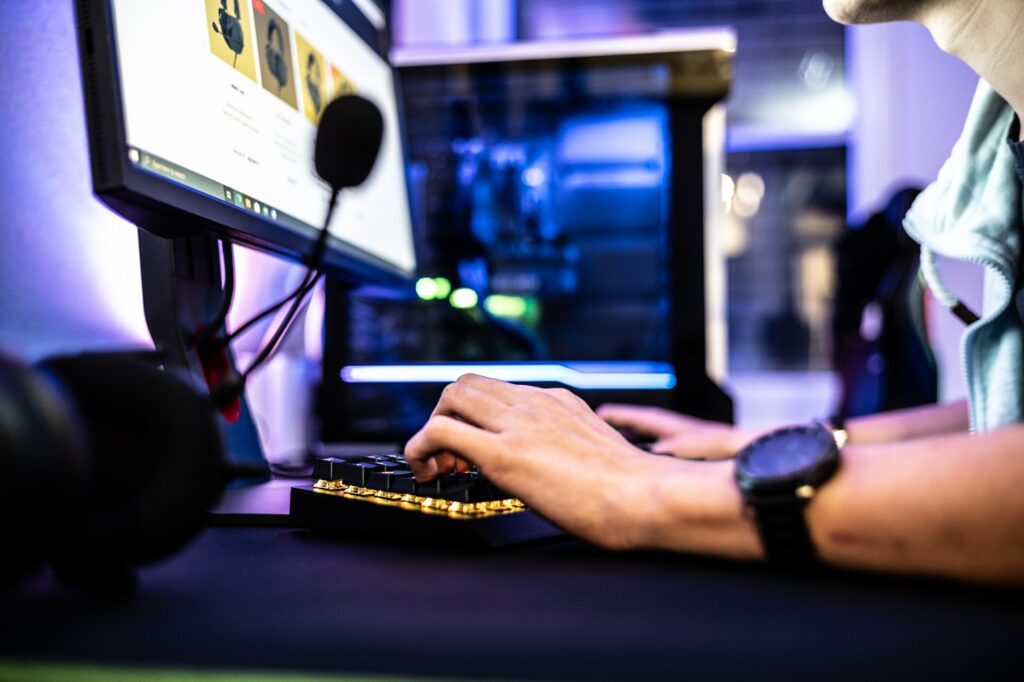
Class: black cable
228,188,339,343
241,271,323,379
225,270,314,343
237,188,340,381
195,240,236,367
210,239,236,334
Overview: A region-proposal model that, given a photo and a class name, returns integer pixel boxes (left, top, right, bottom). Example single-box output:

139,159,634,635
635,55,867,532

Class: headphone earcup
276,54,288,87
227,16,244,55
266,46,286,88
38,355,226,569
308,76,321,113
0,354,90,586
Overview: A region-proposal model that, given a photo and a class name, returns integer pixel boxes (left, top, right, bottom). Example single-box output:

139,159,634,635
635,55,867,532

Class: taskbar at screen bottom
126,146,318,246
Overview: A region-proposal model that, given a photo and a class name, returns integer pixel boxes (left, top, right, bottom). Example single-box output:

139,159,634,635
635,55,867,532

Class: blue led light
340,362,676,390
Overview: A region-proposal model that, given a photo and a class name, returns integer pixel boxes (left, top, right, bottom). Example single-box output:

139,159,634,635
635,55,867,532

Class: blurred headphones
0,352,226,593
212,0,245,58
306,52,323,115
265,18,289,92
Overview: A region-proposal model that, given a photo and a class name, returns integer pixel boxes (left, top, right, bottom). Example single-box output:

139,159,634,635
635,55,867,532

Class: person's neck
920,0,1024,139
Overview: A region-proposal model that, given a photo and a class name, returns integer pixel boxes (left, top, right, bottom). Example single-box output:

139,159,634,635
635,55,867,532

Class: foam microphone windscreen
314,95,385,190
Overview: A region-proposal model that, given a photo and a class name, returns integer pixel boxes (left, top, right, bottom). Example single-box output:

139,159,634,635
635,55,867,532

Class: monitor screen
81,0,416,280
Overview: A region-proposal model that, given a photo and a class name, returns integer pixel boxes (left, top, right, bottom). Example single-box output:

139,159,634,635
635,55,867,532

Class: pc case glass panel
329,50,711,441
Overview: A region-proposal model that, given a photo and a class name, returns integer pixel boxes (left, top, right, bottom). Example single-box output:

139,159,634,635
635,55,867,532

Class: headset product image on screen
255,3,299,109
212,0,244,63
266,19,288,91
307,52,323,115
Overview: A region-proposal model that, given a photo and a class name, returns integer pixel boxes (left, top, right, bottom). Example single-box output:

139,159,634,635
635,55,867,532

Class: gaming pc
74,0,413,473
319,30,736,445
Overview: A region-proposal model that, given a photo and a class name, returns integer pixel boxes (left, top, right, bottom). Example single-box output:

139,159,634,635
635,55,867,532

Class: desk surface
2,523,1023,680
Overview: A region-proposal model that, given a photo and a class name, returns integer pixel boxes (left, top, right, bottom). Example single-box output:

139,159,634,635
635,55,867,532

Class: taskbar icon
223,187,280,221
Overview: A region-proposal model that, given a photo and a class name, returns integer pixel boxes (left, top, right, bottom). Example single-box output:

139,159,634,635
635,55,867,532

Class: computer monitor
75,0,416,468
77,0,415,281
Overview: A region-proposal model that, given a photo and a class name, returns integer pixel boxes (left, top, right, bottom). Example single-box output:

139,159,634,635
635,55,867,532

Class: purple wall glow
0,1,152,360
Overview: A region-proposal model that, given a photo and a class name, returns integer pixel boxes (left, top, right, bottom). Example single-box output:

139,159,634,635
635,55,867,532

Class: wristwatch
734,423,841,565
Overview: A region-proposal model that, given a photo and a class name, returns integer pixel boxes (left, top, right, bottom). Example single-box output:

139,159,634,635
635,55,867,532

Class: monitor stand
137,230,269,484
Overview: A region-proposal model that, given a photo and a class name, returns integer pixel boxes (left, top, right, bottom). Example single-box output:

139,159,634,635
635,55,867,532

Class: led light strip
313,480,526,519
340,363,677,390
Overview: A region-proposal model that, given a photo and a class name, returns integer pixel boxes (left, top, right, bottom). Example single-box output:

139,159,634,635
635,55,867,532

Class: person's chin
822,0,861,24
822,0,912,25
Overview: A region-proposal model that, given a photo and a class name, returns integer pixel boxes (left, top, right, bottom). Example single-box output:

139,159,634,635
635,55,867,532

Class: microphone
315,94,385,192
208,95,385,410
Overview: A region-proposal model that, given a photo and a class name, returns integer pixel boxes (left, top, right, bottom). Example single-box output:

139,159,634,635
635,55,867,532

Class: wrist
635,459,761,559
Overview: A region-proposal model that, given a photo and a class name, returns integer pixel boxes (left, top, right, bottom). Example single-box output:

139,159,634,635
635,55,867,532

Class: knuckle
440,382,464,402
550,387,586,408
419,416,445,441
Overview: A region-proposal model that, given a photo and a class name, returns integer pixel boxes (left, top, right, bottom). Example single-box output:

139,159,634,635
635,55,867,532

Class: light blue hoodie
903,80,1023,432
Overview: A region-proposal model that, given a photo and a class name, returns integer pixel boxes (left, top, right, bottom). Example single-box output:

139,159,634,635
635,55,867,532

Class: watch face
737,426,836,483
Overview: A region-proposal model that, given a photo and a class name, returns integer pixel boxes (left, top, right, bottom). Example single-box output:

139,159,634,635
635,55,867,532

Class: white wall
392,0,515,47
847,21,981,402
847,21,978,223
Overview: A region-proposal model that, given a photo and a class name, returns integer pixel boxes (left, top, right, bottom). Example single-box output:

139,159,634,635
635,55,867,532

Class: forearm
844,400,969,444
810,425,1024,583
636,423,1024,584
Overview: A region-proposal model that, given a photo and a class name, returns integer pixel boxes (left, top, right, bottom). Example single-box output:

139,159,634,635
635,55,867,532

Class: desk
1,524,1022,679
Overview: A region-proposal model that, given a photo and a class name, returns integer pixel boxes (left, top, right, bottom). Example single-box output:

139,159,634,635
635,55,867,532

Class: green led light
434,277,452,299
484,295,529,318
450,288,479,309
416,277,439,300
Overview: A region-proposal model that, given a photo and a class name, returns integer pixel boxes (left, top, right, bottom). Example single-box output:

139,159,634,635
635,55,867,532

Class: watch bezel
734,424,840,498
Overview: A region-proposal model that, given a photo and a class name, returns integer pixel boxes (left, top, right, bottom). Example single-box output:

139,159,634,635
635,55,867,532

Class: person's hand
596,404,763,460
403,374,678,550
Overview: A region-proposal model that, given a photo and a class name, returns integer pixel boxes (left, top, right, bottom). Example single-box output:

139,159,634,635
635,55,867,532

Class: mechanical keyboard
289,453,564,547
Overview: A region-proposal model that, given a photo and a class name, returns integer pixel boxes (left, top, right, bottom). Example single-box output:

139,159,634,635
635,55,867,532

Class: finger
652,433,737,460
542,387,621,434
404,415,496,482
596,404,689,437
431,379,513,432
427,451,458,476
451,373,528,405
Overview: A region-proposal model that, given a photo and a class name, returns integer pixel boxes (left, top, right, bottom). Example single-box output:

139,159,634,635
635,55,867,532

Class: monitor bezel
75,0,417,286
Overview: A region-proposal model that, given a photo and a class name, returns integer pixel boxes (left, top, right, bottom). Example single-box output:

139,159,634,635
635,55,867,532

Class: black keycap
312,457,346,481
338,461,380,486
416,479,444,497
392,476,418,494
368,468,416,491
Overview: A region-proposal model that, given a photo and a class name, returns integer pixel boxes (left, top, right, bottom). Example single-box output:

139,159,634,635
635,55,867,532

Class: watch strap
747,494,817,565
